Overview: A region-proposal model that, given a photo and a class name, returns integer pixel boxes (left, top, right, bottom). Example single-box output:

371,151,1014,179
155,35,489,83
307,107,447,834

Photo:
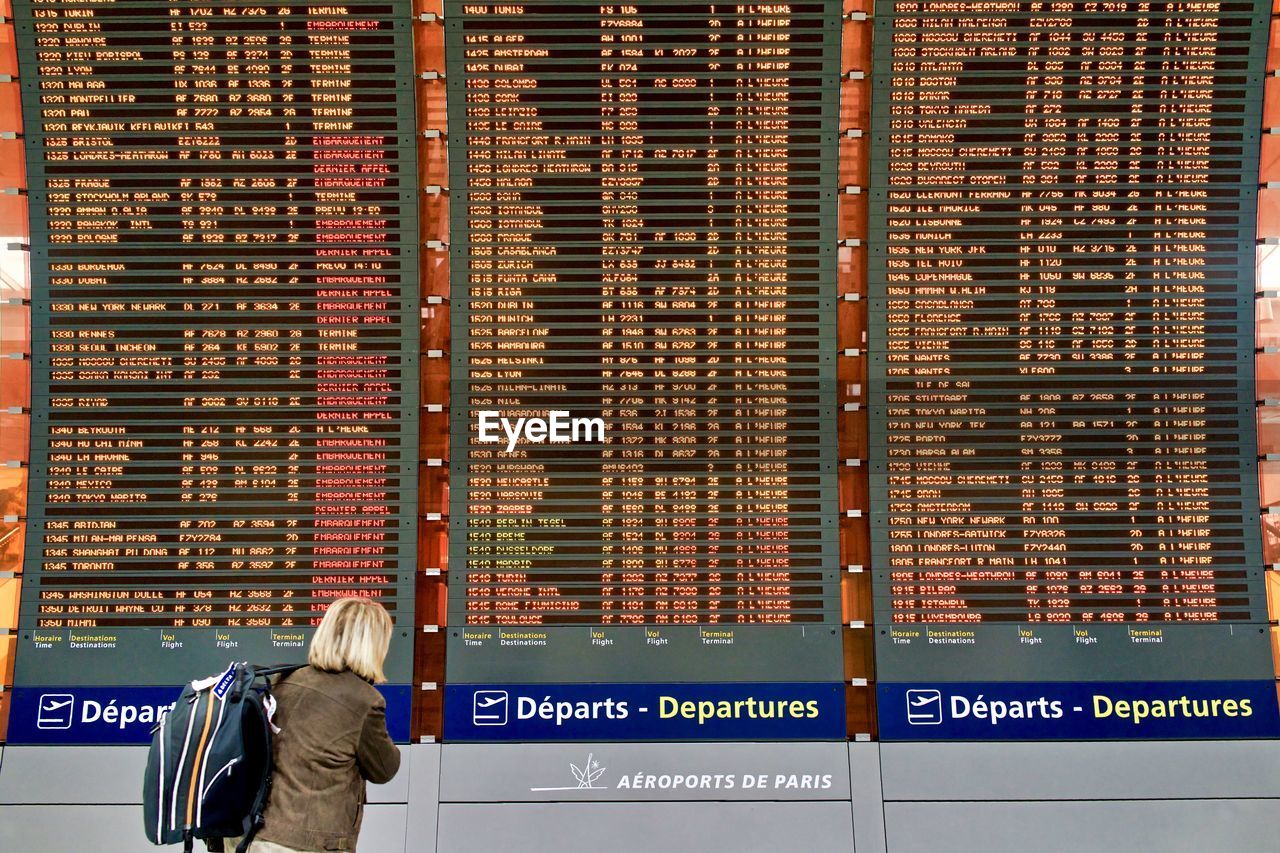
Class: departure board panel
446,0,843,684
869,0,1273,680
12,0,419,685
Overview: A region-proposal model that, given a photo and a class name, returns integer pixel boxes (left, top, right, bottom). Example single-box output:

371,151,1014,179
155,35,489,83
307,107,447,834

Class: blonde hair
309,597,393,683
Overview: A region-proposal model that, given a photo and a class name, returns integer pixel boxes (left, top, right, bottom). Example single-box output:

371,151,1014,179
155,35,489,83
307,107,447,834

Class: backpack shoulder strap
233,694,279,853
231,663,304,851
250,663,306,681
229,664,305,702
233,773,271,853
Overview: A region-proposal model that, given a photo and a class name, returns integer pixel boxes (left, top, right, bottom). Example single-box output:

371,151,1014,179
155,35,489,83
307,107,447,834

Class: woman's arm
355,701,402,784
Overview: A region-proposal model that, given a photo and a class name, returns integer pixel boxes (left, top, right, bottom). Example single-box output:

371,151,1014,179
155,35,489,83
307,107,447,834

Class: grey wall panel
0,745,409,805
438,802,856,853
884,800,1280,853
369,773,410,804
360,804,409,851
368,751,411,803
848,743,887,853
0,804,407,851
404,744,441,851
880,741,1280,801
439,742,851,802
0,746,145,804
0,805,149,852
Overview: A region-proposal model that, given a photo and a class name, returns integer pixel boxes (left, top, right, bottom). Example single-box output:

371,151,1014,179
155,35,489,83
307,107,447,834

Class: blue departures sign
877,682,1280,741
444,683,847,741
6,685,413,745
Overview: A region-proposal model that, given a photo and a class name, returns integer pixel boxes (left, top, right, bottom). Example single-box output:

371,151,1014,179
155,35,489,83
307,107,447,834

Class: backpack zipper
194,687,231,827
155,711,168,842
170,693,200,832
184,691,216,828
200,756,240,801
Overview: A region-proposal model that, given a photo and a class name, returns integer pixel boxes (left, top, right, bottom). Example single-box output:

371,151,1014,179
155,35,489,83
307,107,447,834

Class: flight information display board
443,0,845,733
9,0,419,717
868,0,1277,726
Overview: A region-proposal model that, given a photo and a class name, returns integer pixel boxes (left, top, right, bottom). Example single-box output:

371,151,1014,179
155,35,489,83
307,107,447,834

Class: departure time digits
876,1,1259,624
26,0,417,628
455,2,840,626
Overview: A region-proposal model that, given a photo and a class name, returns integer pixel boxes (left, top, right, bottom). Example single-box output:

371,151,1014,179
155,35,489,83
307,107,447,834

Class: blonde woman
226,597,401,853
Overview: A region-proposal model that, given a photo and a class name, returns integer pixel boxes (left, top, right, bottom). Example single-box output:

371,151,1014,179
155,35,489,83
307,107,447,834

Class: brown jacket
256,666,401,852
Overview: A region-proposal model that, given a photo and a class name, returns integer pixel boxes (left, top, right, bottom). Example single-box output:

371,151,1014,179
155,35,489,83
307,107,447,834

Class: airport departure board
445,0,844,684
12,0,419,684
869,0,1274,681
6,0,1280,746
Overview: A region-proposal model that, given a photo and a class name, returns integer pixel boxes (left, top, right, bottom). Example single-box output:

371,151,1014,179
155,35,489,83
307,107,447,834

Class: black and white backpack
143,662,301,852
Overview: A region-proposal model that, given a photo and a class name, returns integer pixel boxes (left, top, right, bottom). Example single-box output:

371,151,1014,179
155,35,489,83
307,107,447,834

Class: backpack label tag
212,663,237,699
264,694,281,734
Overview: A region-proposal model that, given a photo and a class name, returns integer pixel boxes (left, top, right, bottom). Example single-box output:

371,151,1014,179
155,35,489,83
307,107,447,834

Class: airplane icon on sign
37,694,75,730
905,689,943,725
473,690,508,726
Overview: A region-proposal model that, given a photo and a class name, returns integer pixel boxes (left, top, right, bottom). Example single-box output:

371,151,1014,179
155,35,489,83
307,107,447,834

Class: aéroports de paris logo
530,753,608,793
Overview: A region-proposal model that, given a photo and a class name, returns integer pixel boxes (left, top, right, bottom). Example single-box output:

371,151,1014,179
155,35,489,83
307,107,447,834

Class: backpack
143,662,303,852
